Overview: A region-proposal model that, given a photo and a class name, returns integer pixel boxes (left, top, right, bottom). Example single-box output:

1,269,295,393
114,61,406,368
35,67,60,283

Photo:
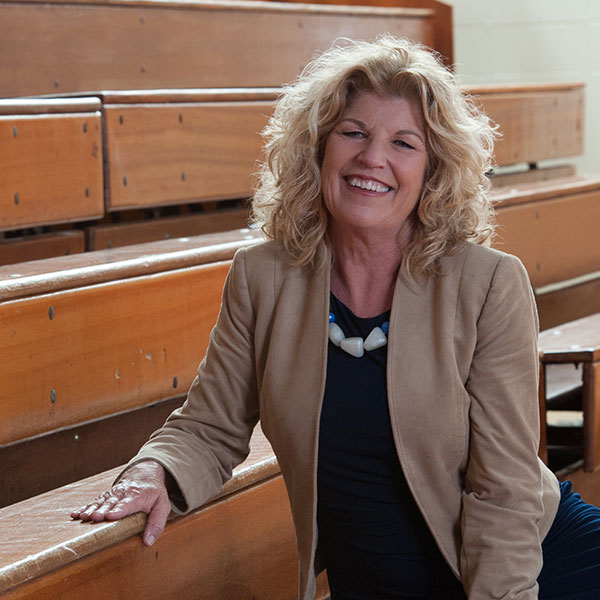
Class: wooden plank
0,425,282,595
493,188,600,288
104,101,272,209
490,164,576,188
582,361,600,471
88,207,249,249
0,260,230,445
0,396,184,508
536,273,600,331
0,111,104,230
0,1,433,97
492,175,600,209
2,477,299,600
0,97,101,115
0,228,263,302
538,313,600,364
0,231,85,266
468,84,584,166
276,0,453,66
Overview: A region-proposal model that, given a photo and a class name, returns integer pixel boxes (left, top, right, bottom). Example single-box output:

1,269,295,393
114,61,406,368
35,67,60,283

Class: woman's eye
342,130,365,138
394,139,414,149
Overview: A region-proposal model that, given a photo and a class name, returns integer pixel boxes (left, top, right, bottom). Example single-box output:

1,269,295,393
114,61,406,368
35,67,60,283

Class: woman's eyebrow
339,118,366,128
395,128,425,143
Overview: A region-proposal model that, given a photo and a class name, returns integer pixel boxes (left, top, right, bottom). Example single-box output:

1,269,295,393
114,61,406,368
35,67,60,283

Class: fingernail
146,534,156,546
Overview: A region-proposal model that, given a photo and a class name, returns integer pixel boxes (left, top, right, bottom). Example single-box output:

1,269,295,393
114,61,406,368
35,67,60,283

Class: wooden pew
277,0,454,66
0,229,262,506
0,98,103,232
87,206,250,250
0,424,330,599
492,175,600,330
466,82,585,180
0,231,85,265
102,89,276,211
539,314,600,473
0,0,435,97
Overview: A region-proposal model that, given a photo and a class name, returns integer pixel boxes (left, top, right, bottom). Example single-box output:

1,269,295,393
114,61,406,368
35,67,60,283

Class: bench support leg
583,361,600,472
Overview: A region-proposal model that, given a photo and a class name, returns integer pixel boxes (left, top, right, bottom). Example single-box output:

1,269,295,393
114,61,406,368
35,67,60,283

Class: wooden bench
0,98,103,232
491,175,600,330
539,314,600,473
0,231,85,266
0,228,262,506
0,0,435,97
0,424,329,599
467,83,584,176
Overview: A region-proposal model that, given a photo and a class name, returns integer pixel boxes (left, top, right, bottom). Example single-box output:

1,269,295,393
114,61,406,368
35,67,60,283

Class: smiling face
321,90,428,244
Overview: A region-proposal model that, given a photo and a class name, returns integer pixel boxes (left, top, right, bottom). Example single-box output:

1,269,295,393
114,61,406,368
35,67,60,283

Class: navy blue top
317,294,465,599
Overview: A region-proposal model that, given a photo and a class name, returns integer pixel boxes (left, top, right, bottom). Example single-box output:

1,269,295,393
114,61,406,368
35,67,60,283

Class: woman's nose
357,139,386,168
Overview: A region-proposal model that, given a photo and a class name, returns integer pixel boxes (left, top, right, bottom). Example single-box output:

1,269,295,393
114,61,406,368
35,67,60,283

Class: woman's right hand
70,460,171,547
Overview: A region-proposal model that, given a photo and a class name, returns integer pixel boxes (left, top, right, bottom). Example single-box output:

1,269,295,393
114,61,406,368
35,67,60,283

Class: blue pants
329,481,600,599
538,480,600,599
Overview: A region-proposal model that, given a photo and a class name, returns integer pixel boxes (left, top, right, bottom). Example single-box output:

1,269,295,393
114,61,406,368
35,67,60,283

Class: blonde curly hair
251,35,497,277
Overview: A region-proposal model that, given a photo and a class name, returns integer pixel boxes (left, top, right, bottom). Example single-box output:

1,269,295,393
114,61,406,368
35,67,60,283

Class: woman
72,36,600,599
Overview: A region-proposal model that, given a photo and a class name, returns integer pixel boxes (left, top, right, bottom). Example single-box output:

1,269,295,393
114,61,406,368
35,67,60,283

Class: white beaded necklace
328,311,389,358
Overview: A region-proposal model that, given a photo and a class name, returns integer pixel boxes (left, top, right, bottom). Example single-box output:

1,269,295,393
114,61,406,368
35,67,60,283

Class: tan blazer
132,240,560,600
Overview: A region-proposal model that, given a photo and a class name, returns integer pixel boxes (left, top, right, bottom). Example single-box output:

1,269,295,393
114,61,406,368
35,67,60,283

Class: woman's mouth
344,176,391,193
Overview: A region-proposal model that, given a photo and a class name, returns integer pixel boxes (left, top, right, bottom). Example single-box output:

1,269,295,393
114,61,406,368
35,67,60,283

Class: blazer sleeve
126,247,260,514
461,253,544,599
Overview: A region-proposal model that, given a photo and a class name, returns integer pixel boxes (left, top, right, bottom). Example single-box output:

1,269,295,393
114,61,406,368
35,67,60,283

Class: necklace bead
328,311,389,357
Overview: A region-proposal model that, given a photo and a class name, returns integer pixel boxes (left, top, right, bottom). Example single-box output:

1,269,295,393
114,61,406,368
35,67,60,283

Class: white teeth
346,177,390,193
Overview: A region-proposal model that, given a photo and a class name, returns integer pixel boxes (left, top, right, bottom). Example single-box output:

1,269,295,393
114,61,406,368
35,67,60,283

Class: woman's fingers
70,461,171,547
142,491,172,546
70,490,113,520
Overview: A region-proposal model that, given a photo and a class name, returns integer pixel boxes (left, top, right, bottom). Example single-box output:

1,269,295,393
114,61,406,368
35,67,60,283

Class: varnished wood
0,396,184,508
0,97,101,115
536,272,600,331
0,425,282,595
0,0,433,97
0,260,230,445
2,477,296,600
539,314,600,472
0,112,104,230
277,0,453,66
0,228,263,302
493,185,600,288
99,88,280,104
0,231,85,266
492,175,600,209
583,362,600,472
559,464,600,505
468,84,584,167
490,164,576,188
104,101,272,209
88,207,249,249
538,314,600,364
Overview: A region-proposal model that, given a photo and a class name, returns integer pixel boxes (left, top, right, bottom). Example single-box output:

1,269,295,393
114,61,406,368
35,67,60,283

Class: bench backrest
0,0,434,98
0,229,262,447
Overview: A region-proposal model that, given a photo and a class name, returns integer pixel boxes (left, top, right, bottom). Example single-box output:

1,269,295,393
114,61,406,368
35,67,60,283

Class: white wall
446,0,600,174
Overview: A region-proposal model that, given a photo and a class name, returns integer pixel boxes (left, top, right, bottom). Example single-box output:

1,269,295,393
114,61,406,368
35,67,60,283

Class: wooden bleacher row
0,424,328,599
0,82,586,266
1,0,598,593
1,178,597,508
492,175,600,330
0,228,335,599
0,0,439,98
0,228,262,506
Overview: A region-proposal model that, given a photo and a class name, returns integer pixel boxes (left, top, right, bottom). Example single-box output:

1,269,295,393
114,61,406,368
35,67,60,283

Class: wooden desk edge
0,454,280,594
0,231,264,302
